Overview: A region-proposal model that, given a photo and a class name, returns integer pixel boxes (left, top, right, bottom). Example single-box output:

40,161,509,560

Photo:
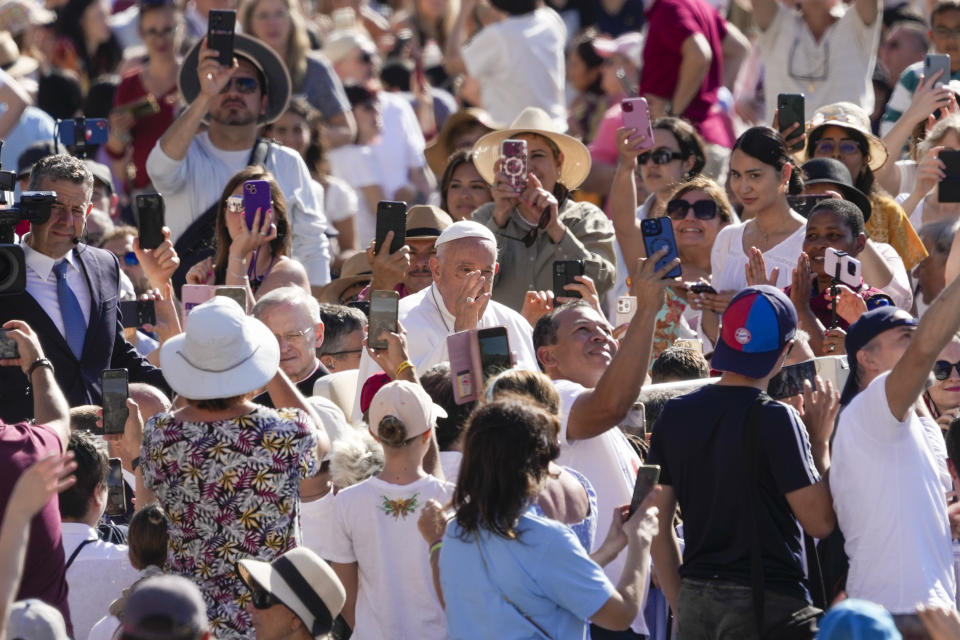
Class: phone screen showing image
477,328,510,382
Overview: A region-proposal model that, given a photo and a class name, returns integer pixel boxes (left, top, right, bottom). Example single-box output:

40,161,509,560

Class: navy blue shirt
647,385,820,600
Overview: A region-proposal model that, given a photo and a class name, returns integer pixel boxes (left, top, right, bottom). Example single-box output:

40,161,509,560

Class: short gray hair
919,217,960,259
330,429,384,489
251,286,320,323
28,154,94,199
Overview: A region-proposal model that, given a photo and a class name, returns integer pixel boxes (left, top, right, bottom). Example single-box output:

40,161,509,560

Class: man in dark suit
0,154,167,423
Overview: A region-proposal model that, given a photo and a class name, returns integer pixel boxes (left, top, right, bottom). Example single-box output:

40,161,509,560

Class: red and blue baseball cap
711,285,798,379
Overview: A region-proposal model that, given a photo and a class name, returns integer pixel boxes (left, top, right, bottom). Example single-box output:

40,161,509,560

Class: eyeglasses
220,77,259,94
273,327,312,343
142,25,175,38
815,139,861,156
521,208,551,248
666,199,719,221
934,360,960,380
638,148,685,166
249,587,280,610
122,251,139,266
933,26,960,39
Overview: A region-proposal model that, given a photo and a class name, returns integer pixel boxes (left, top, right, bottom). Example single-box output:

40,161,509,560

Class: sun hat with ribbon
159,296,280,400
471,106,592,189
805,102,888,172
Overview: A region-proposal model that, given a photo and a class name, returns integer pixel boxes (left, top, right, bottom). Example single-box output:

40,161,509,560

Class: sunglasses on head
666,199,718,221
220,76,259,94
249,586,280,610
815,139,861,156
934,360,960,381
639,148,684,166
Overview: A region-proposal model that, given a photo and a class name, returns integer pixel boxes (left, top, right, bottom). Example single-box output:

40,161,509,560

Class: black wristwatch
131,456,141,471
27,358,54,378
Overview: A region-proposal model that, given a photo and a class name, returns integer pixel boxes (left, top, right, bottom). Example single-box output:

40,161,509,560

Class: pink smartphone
447,330,477,404
500,139,528,194
242,180,271,230
181,284,215,316
621,98,654,150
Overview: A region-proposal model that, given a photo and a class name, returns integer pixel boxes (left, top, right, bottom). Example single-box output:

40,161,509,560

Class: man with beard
146,34,332,290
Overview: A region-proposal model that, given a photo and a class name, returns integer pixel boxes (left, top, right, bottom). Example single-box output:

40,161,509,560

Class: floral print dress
141,406,319,640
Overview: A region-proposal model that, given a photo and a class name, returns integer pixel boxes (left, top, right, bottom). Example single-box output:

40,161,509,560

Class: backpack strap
65,537,97,571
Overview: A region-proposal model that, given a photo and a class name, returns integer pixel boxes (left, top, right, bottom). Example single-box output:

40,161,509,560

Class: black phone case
940,150,960,203
208,10,236,67
641,217,682,279
777,94,805,151
375,202,407,254
135,194,165,250
553,260,584,299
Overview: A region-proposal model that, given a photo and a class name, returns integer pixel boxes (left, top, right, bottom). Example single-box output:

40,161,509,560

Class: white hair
251,286,321,323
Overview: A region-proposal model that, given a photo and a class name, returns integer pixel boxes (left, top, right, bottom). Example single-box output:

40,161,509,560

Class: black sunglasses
934,360,960,381
520,207,551,247
666,199,718,221
639,148,685,166
220,77,259,94
250,587,280,610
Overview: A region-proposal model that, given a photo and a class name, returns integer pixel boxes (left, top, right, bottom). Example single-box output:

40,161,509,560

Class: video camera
0,192,56,295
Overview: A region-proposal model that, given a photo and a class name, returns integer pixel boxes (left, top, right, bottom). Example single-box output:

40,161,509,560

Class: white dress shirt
351,284,538,421
22,239,92,340
61,522,139,640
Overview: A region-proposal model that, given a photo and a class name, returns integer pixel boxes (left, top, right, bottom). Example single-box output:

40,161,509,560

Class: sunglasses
249,587,280,610
639,148,684,166
815,139,861,156
934,360,960,381
521,207,551,248
666,199,718,221
220,76,259,94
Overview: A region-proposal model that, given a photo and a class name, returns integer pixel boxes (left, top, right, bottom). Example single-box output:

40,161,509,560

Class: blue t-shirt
440,511,615,640
646,385,820,600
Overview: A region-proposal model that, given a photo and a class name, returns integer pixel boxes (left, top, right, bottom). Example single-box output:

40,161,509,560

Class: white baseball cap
368,381,447,440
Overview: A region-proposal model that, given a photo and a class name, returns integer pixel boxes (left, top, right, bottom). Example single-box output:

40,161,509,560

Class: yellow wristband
396,360,414,378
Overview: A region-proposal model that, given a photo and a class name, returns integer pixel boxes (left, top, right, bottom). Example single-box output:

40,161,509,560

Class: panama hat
805,102,888,172
159,296,280,400
179,33,291,125
318,251,373,304
471,107,592,189
424,108,500,178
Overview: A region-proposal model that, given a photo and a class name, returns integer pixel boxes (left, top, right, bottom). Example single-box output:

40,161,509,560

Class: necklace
431,286,451,332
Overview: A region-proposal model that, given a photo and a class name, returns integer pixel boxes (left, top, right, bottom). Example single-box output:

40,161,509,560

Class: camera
0,191,57,295
622,100,634,112
824,248,862,289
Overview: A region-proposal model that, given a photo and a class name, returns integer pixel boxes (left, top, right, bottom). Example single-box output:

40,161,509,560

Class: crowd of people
8,0,960,638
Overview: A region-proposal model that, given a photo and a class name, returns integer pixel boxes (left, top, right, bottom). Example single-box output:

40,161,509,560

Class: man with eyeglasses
882,1,960,136
0,154,167,423
147,33,331,294
753,0,881,124
318,303,367,373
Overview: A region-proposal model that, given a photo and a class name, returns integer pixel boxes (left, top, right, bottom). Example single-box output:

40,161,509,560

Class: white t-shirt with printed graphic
327,474,454,639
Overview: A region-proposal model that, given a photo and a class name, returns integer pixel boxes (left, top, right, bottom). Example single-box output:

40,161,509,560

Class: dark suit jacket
0,245,168,423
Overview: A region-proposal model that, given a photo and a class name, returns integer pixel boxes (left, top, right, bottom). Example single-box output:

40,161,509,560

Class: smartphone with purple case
242,180,271,231
500,139,528,194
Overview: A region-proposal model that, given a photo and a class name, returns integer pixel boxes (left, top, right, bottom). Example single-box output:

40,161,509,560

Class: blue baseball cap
840,306,918,406
817,599,901,639
711,285,798,379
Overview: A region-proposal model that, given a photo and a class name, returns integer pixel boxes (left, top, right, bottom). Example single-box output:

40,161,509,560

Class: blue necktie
53,260,87,359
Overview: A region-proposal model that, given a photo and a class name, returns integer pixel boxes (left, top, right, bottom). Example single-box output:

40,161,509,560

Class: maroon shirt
0,422,72,635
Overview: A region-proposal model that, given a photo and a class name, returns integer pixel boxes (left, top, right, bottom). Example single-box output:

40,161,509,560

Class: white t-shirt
327,143,381,248
462,8,568,131
554,378,648,635
832,372,956,613
371,91,427,196
755,3,881,123
301,490,337,560
326,474,454,640
711,222,805,293
323,174,359,223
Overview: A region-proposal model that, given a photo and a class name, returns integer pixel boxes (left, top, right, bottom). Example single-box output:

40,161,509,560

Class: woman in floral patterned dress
141,296,329,639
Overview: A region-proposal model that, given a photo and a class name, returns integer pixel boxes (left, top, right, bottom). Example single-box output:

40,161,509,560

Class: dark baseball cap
16,141,57,179
122,575,208,640
839,306,918,405
711,285,798,379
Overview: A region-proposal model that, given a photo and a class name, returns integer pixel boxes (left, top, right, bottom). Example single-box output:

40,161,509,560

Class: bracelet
227,270,249,280
27,358,53,378
229,256,248,264
131,456,141,471
396,360,414,378
429,541,443,557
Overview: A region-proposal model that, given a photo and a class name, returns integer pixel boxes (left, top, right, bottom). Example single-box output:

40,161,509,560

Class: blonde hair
918,113,960,160
239,0,312,89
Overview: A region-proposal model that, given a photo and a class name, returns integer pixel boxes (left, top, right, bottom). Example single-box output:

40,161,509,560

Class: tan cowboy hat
424,108,499,178
805,102,888,172
318,252,372,304
471,107,592,190
0,32,38,79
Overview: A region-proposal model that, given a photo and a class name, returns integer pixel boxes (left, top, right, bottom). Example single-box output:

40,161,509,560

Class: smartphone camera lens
623,101,633,112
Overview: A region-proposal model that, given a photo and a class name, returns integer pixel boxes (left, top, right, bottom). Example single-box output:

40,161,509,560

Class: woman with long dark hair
438,149,493,221
53,0,122,89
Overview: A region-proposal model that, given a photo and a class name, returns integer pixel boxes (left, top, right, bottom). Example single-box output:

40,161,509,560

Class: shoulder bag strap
474,535,555,640
249,137,271,168
746,394,767,634
65,537,98,571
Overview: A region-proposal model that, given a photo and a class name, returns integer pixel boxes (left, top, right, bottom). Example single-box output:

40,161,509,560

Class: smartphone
824,248,862,288
767,359,817,400
477,326,511,382
135,193,165,250
553,260,585,299
787,194,832,218
215,285,247,310
641,217,682,279
447,330,476,404
500,139,528,194
181,284,215,315
105,458,126,518
939,149,960,203
207,9,236,67
815,355,851,392
118,299,157,329
242,180,271,231
374,201,407,255
776,94,805,151
621,98,655,151
689,282,717,295
58,118,109,146
101,369,129,435
368,290,399,350
629,465,660,517
925,53,951,87
616,296,637,327
0,329,18,359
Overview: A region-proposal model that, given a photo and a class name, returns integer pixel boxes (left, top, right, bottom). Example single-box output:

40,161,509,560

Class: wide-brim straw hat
424,108,499,178
179,33,291,125
317,251,372,304
805,102,888,172
159,296,279,400
471,107,592,189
